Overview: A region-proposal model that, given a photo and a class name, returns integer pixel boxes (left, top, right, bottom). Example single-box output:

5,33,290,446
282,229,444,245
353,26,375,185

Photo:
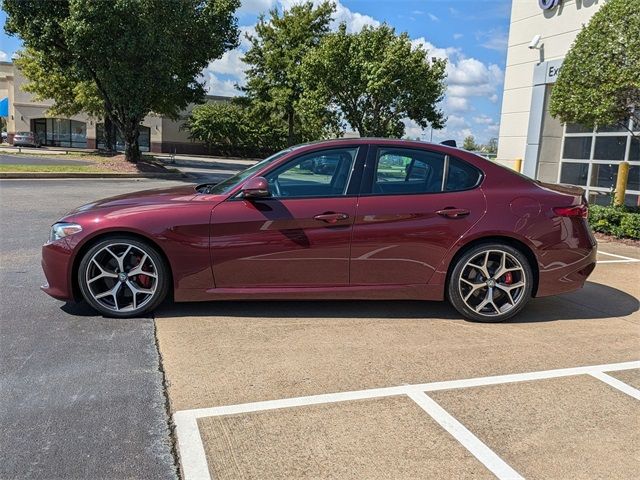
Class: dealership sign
539,0,561,9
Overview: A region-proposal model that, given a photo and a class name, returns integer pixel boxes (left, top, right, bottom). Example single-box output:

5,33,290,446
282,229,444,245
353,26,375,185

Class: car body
1,131,7,143
41,138,597,321
13,131,41,147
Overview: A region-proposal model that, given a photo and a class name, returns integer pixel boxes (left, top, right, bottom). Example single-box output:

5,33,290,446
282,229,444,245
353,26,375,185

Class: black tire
447,242,533,322
78,236,169,318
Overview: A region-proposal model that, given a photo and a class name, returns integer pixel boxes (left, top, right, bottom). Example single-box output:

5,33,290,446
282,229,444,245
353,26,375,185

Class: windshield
198,147,297,194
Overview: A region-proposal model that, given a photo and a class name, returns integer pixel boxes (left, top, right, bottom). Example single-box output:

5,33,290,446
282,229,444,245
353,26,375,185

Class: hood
68,185,200,214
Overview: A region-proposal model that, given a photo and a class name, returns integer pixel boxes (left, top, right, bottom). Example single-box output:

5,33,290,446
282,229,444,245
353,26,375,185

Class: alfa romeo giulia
41,138,597,322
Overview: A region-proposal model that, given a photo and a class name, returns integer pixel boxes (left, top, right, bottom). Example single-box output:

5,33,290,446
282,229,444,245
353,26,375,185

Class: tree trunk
287,109,295,146
123,122,141,163
103,115,117,152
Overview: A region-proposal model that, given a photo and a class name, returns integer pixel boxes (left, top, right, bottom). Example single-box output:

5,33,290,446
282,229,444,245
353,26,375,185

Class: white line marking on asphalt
590,371,640,400
598,251,640,263
408,392,524,480
173,411,212,480
173,360,640,480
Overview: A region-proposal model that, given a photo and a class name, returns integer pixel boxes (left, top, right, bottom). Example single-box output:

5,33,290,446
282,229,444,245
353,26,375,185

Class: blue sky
0,0,511,144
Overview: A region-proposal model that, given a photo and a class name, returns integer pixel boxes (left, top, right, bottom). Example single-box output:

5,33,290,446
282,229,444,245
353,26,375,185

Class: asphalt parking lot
1,176,639,480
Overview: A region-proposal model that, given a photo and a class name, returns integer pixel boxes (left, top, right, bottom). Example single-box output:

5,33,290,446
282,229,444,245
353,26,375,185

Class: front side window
371,148,481,195
265,147,358,198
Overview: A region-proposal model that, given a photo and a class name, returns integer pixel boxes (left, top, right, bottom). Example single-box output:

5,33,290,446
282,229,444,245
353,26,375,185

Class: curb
0,172,188,180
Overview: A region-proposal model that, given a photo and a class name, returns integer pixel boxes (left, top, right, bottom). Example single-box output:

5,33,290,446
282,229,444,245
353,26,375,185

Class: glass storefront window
590,163,617,189
97,123,150,152
562,137,592,160
628,165,640,192
629,137,639,161
35,118,86,148
71,120,87,148
560,162,589,186
593,136,626,160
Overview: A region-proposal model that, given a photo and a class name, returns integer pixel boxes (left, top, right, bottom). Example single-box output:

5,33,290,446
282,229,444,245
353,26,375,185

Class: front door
210,146,365,287
350,146,486,285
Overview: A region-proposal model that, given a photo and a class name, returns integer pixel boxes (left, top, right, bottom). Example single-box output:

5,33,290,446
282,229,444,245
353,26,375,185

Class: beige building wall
497,0,603,169
1,61,229,153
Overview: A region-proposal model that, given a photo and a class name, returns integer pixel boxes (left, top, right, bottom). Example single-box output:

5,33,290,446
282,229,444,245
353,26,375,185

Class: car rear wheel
78,237,169,318
447,243,533,322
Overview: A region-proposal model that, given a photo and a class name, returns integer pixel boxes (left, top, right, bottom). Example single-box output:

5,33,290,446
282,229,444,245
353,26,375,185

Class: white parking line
598,251,640,264
408,392,524,480
590,371,640,400
173,360,640,480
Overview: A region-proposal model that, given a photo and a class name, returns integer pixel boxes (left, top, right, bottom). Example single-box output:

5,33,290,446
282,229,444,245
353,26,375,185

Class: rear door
350,145,486,286
210,145,366,287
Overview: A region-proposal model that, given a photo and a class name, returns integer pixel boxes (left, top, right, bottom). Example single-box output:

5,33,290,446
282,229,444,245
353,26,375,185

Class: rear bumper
41,240,75,301
535,243,597,297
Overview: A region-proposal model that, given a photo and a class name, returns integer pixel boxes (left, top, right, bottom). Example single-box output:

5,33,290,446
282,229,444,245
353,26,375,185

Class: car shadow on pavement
146,281,638,324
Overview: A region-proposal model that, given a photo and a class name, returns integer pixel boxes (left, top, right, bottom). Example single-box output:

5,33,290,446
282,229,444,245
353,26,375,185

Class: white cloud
204,72,240,97
0,50,8,62
473,114,494,125
428,13,439,22
477,29,509,52
453,33,463,40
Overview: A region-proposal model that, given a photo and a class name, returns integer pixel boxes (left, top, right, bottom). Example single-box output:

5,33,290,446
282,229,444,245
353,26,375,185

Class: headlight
49,222,83,242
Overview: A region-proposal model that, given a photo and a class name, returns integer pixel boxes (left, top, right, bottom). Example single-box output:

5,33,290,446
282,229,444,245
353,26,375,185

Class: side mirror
241,176,270,198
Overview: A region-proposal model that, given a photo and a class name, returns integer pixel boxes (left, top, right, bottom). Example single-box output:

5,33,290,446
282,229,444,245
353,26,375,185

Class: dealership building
0,61,228,154
497,0,639,206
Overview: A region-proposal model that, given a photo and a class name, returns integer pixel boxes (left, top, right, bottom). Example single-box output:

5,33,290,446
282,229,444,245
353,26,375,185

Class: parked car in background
12,131,41,147
1,131,7,143
41,138,597,322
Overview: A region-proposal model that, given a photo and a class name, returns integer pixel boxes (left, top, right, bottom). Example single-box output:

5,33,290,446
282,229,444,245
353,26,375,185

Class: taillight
553,204,588,218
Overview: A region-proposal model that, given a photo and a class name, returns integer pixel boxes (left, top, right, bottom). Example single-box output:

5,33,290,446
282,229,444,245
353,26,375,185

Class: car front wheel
448,243,533,322
78,237,169,318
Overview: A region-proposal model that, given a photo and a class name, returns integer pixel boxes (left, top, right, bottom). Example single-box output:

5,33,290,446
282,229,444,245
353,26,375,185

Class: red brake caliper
503,272,513,285
133,255,152,288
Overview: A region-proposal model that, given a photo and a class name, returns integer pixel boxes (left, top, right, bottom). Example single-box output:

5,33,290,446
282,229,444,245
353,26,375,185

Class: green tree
14,48,118,151
185,100,288,156
4,0,240,162
301,23,447,138
242,1,336,146
549,0,640,134
485,137,498,154
463,135,479,151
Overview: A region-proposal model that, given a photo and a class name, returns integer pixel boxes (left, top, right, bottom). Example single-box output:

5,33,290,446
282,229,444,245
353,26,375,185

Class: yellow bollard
514,158,522,173
614,161,630,207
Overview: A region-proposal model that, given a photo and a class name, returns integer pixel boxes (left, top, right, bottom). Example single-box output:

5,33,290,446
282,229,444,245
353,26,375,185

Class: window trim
359,145,483,197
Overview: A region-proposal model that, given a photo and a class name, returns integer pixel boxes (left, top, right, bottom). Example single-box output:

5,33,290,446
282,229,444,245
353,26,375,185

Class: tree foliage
4,0,240,161
301,23,447,138
549,0,640,134
463,135,479,151
185,100,288,156
242,1,337,146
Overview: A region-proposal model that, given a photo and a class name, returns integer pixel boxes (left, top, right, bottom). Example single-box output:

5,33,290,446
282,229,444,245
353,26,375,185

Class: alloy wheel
458,249,526,317
85,243,159,313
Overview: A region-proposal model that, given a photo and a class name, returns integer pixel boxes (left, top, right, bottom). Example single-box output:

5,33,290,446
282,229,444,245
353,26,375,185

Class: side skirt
174,284,445,302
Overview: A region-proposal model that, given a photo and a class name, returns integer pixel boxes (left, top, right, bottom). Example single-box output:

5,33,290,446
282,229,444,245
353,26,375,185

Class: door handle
314,212,350,224
436,208,470,218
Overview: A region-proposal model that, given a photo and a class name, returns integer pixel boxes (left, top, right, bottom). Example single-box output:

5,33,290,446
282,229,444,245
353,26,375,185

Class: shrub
588,205,640,239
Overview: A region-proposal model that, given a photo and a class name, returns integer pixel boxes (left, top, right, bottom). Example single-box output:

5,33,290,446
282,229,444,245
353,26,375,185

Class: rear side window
371,148,481,195
445,156,482,191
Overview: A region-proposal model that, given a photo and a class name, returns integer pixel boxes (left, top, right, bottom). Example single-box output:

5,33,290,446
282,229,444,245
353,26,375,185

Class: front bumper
41,240,75,301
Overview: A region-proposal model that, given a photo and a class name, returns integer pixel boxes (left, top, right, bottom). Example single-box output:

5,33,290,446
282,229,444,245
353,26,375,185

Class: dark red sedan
41,138,597,322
